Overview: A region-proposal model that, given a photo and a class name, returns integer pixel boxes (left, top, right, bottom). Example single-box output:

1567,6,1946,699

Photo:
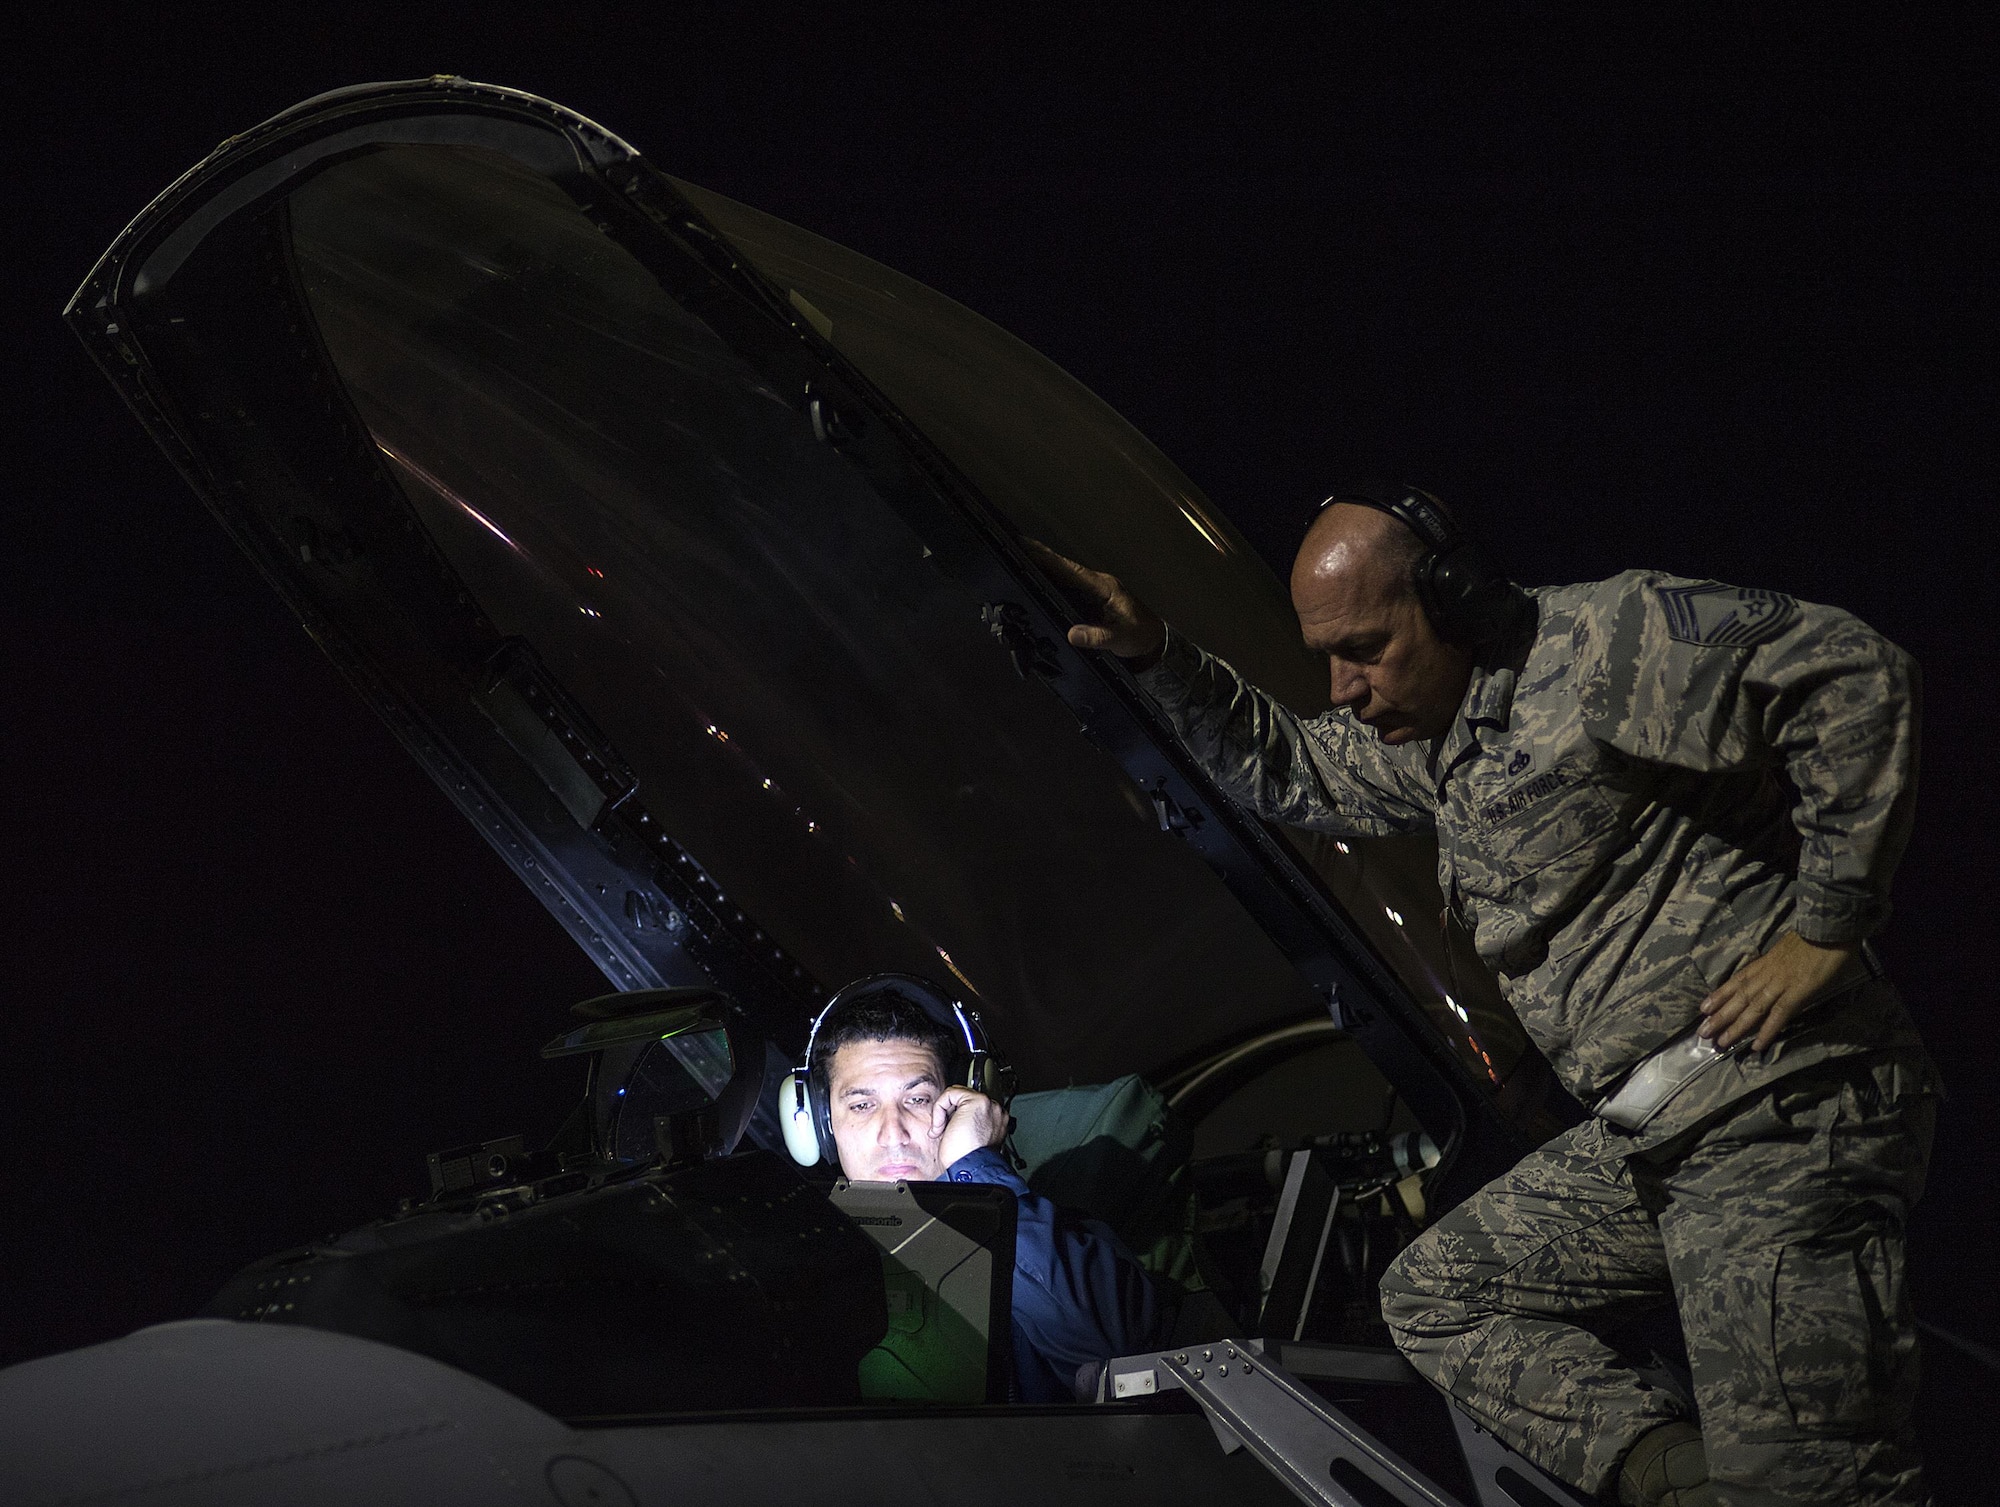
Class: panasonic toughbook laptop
832,1178,1017,1404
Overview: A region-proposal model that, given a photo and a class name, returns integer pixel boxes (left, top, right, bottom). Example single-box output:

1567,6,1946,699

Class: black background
6,6,1994,1490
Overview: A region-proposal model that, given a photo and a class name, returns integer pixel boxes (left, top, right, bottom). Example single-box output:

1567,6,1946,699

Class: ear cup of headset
1418,538,1503,644
777,1070,825,1167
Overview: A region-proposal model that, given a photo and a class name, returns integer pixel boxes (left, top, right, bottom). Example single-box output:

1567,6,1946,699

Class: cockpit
203,977,1441,1422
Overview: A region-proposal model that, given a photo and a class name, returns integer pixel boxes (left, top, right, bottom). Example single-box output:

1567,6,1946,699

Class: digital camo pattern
1140,570,1934,1502
1380,1040,1937,1505
1136,569,1924,1108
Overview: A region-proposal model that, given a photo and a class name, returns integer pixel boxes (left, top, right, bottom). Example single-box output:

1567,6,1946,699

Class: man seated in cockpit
798,977,1169,1400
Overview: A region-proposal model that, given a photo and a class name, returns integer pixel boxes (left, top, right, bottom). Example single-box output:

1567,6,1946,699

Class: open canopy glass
68,79,1553,1200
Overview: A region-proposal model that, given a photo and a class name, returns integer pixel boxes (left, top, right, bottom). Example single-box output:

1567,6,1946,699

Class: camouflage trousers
1380,1052,1936,1506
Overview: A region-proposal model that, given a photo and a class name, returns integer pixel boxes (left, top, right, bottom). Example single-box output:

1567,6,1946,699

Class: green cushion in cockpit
1007,1074,1202,1291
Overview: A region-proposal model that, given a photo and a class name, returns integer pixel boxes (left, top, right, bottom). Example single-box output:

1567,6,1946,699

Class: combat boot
1615,1420,1717,1507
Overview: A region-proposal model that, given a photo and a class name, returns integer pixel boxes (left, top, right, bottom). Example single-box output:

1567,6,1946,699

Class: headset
1313,481,1522,647
777,973,1005,1168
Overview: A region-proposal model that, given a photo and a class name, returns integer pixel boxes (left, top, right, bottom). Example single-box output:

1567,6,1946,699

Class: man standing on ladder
1033,484,1938,1507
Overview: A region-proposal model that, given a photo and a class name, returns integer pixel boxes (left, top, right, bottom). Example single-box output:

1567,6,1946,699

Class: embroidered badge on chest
1506,749,1532,776
1478,761,1580,825
1657,582,1799,647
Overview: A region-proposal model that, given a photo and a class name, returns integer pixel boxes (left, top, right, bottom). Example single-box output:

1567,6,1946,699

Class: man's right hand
1024,540,1167,665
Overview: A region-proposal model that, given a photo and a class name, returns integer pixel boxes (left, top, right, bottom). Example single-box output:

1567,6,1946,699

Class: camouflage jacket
1137,571,1926,1110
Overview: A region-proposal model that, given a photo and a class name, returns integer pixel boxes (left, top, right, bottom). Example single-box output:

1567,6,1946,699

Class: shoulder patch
1656,581,1799,648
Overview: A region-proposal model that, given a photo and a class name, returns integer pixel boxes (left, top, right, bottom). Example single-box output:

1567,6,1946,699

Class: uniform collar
1426,602,1538,787
1462,658,1519,730
1428,662,1512,785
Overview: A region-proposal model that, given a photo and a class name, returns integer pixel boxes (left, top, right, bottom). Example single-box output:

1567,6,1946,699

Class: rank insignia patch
1657,582,1799,647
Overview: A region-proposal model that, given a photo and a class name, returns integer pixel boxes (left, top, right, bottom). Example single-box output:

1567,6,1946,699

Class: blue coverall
944,1146,1171,1401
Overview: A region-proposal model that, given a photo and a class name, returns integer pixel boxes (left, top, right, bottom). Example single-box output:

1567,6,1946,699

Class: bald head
1288,503,1471,745
1292,503,1425,606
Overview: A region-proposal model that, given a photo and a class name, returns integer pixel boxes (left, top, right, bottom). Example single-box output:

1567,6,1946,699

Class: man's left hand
929,1088,1009,1170
1699,931,1858,1051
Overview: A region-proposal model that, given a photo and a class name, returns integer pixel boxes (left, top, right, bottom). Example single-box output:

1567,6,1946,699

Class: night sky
7,5,1995,1482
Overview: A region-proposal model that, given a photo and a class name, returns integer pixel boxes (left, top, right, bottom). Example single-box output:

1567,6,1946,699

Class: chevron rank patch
1657,582,1800,647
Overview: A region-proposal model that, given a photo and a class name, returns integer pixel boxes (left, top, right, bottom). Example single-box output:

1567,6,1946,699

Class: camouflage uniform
1136,571,1939,1504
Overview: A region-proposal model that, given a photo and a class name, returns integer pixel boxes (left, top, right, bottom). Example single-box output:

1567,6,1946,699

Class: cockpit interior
201,975,1450,1422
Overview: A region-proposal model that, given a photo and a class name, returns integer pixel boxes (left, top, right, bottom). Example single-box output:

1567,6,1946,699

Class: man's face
1291,506,1473,745
825,1037,950,1182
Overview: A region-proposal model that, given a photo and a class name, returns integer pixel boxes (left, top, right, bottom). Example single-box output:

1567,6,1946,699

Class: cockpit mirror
542,987,763,1167
543,987,735,1054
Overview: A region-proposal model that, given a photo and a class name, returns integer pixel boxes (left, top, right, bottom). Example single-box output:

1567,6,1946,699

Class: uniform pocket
1479,760,1624,891
1770,1230,1912,1435
1461,760,1628,972
1760,1069,1930,1436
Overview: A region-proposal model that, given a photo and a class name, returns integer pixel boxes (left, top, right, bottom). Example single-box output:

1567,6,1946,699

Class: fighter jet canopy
68,79,1547,1198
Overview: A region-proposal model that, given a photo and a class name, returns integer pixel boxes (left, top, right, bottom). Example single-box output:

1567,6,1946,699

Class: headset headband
1316,482,1459,553
799,974,983,1084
